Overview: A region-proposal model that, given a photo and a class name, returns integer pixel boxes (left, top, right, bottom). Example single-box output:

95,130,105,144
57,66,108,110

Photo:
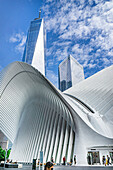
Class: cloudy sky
0,0,113,88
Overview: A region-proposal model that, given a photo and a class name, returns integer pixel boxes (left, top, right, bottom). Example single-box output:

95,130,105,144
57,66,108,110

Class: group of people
62,155,76,165
102,155,111,166
51,155,76,166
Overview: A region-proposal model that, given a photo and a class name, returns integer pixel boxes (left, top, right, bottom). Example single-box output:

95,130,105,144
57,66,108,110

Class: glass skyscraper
22,13,46,76
58,55,84,92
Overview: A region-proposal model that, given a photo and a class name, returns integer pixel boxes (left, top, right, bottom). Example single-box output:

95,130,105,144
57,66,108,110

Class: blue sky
0,0,42,69
0,0,113,88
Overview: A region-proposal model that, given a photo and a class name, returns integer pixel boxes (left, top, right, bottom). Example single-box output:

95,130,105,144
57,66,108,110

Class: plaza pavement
0,165,113,170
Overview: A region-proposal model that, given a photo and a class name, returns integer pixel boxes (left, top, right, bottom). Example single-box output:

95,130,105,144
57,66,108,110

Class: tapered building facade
22,14,46,75
58,55,84,92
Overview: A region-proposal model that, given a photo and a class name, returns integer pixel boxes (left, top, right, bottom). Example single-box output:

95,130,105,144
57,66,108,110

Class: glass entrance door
88,151,100,165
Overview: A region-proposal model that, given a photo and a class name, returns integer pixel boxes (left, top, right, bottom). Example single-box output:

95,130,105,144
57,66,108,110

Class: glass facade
22,19,42,64
59,55,84,92
22,18,46,75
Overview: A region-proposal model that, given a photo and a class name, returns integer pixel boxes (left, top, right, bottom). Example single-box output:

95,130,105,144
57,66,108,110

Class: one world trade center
22,10,46,76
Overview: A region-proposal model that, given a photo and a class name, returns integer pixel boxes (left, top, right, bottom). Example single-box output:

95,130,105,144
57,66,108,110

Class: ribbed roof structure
65,65,113,116
0,62,113,164
65,65,113,138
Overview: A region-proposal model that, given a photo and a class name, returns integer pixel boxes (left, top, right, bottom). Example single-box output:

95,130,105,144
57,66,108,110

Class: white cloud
15,36,26,53
52,41,71,46
47,59,54,67
55,47,69,61
43,0,113,86
88,63,97,69
83,60,88,67
108,51,113,56
9,32,26,54
46,70,58,88
72,44,83,54
44,0,113,48
103,58,110,65
9,37,18,43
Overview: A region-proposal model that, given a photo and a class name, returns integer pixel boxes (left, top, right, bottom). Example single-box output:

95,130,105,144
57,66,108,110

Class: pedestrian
70,158,73,165
102,156,105,165
37,159,40,165
87,154,91,165
107,155,110,165
109,156,112,165
104,156,106,166
51,157,54,163
74,155,76,165
63,156,66,165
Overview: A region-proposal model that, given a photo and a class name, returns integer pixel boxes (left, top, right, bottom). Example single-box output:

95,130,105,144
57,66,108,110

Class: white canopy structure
0,62,113,165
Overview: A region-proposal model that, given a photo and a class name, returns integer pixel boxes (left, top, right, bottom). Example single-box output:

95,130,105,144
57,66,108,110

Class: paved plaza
0,165,113,170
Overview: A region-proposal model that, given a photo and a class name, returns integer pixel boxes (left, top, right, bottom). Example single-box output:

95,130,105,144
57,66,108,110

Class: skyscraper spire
34,9,41,20
39,9,41,19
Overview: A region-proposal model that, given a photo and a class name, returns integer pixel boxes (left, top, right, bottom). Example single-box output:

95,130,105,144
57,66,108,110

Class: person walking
63,156,66,165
